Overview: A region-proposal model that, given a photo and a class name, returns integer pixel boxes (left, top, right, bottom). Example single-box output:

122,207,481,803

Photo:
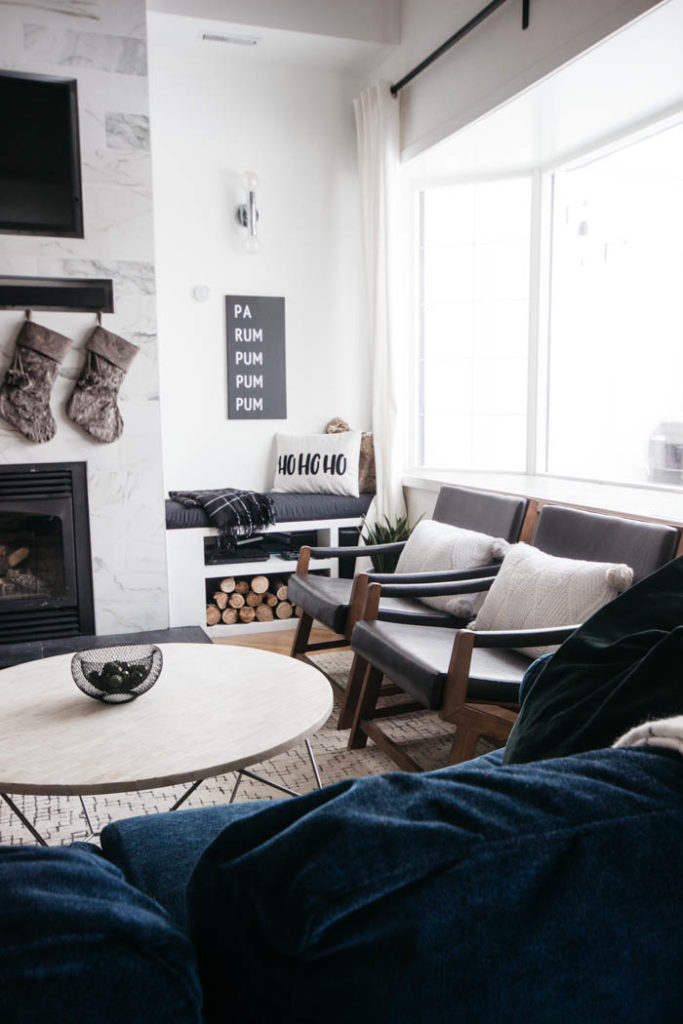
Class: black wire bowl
71,645,163,704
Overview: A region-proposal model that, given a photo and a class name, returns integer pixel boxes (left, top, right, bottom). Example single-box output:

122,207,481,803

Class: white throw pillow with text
272,431,362,497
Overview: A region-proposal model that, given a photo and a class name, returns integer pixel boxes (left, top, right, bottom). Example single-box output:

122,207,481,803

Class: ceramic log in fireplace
0,462,94,643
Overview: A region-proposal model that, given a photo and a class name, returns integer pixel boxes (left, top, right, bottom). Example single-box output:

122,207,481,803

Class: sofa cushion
0,843,202,1024
471,541,633,657
187,746,683,1024
504,555,683,764
100,800,269,930
395,519,508,619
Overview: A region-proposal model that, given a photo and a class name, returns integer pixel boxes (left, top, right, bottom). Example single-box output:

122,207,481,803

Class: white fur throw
613,716,683,756
470,542,633,659
395,520,509,619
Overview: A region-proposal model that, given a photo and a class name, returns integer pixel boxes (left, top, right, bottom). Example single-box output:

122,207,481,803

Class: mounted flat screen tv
0,70,84,238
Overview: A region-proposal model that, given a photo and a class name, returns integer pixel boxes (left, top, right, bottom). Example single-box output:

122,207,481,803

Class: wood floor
213,624,343,655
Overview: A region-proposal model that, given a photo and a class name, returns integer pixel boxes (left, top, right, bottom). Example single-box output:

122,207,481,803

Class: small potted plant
360,512,418,573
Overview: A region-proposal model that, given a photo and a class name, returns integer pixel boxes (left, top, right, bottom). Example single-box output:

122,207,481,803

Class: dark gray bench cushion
165,492,374,529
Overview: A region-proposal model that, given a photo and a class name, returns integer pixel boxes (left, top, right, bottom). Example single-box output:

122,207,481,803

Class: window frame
410,107,683,493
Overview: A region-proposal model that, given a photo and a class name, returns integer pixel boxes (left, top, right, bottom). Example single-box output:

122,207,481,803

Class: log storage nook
206,574,296,627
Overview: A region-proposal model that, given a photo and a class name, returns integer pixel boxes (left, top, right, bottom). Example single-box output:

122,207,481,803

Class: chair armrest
308,540,407,559
377,577,496,600
472,624,580,648
441,624,580,715
368,563,501,584
357,578,494,626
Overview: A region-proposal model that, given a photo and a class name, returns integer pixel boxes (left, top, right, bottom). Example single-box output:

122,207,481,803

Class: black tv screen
0,71,83,238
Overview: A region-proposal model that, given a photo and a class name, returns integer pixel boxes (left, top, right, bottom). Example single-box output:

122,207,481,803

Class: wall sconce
236,171,259,252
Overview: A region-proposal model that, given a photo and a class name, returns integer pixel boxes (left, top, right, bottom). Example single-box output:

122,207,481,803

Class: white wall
147,0,401,44
0,0,168,636
149,17,371,492
375,0,664,157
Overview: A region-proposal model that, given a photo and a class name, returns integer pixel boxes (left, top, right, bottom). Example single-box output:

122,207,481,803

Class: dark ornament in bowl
71,645,163,704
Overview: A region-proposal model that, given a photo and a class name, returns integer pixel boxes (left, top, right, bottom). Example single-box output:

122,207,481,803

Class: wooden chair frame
289,484,531,696
290,542,503,710
289,540,401,655
346,579,578,771
341,499,683,767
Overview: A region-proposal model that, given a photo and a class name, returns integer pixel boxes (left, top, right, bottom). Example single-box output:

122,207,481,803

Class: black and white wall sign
226,295,287,419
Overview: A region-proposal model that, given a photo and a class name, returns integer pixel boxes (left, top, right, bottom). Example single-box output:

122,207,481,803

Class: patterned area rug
0,651,493,847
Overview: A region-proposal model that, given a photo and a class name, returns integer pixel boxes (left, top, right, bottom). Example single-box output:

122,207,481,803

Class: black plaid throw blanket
169,488,276,547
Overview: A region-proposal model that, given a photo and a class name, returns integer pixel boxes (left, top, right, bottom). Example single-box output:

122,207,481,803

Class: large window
417,119,683,489
545,124,683,485
419,178,532,470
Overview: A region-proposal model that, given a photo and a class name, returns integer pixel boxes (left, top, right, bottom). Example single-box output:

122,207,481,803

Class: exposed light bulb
236,171,260,252
242,170,259,192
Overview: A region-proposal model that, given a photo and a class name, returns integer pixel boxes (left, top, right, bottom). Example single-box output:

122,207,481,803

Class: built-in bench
165,492,373,531
165,492,374,638
165,483,683,640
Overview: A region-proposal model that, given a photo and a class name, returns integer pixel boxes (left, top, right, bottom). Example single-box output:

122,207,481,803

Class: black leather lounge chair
345,504,681,770
288,485,528,722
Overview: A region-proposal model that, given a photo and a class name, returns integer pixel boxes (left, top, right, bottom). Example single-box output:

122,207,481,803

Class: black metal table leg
1,793,48,846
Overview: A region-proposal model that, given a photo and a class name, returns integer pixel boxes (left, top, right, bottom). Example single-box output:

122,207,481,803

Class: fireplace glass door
0,462,94,643
0,499,76,612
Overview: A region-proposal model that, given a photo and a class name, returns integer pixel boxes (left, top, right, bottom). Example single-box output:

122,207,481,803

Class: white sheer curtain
354,81,406,524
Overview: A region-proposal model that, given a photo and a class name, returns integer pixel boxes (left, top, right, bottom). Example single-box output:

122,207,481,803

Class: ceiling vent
201,32,260,46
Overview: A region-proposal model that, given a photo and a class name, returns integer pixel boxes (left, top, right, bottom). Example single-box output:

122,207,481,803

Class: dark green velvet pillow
503,555,683,764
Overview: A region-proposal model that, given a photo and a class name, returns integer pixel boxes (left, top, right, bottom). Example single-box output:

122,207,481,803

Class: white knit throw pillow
470,542,634,658
395,520,509,619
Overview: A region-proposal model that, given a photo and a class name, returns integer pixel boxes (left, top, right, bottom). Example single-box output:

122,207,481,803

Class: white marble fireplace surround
0,0,169,636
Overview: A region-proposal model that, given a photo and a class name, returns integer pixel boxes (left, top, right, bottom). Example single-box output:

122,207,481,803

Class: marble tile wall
23,23,148,75
0,0,169,635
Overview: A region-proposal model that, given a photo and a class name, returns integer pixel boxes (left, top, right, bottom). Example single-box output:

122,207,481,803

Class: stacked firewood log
0,544,29,577
206,575,300,626
0,544,41,596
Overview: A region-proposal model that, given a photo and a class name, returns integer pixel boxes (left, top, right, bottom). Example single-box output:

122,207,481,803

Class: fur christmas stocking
66,325,139,443
0,317,72,443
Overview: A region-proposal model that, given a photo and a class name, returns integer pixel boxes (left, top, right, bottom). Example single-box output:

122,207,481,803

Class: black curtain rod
390,0,530,97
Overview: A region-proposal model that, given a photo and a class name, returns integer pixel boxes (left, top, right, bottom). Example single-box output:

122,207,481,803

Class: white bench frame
166,516,365,637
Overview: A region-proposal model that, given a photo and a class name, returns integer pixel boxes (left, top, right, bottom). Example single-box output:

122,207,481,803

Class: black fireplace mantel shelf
0,275,114,313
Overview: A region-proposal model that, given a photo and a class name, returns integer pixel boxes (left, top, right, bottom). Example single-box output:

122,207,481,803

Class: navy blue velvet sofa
2,741,683,1024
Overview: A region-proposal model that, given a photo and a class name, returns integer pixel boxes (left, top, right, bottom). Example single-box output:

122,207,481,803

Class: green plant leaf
359,512,421,572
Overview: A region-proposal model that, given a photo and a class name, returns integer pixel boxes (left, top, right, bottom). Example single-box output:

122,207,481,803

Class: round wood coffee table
0,643,333,844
